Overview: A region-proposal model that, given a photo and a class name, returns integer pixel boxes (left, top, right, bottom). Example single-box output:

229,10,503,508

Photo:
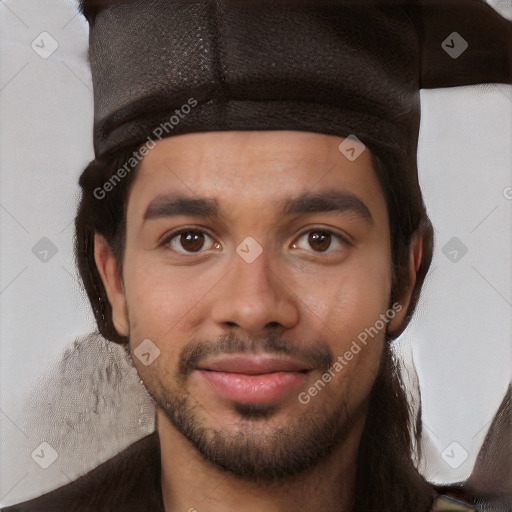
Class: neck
157,406,366,512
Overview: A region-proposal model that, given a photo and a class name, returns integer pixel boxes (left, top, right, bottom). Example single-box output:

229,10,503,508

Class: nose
210,246,299,336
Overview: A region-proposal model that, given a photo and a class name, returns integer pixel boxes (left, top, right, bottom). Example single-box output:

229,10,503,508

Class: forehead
128,130,386,218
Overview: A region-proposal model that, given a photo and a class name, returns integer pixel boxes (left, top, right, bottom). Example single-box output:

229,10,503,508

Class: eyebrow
144,195,217,221
143,189,373,224
280,190,372,223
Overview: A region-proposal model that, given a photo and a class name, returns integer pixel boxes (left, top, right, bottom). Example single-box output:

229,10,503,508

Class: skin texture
94,130,421,512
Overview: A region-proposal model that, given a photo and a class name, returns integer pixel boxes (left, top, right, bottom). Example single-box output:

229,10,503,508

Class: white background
1,0,511,506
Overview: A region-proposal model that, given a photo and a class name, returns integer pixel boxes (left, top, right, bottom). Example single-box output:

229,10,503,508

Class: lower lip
198,369,308,403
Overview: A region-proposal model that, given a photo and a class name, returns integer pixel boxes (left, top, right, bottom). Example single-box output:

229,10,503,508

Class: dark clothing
2,434,164,512
2,432,476,512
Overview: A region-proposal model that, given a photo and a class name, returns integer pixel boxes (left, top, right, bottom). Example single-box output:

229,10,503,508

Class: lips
196,355,312,404
197,354,313,375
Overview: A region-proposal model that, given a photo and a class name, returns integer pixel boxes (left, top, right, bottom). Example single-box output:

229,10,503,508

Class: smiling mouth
196,354,313,404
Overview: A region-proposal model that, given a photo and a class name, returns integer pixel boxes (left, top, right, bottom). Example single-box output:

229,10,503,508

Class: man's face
98,130,410,480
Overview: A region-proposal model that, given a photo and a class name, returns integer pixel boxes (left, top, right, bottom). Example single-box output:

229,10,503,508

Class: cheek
292,254,392,403
309,267,391,398
335,263,391,325
293,251,392,342
121,252,218,342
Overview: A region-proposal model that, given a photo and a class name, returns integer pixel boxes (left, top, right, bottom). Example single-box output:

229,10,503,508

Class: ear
94,233,130,337
387,233,423,333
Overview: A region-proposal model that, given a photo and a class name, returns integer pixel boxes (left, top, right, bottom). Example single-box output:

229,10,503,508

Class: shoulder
1,432,163,512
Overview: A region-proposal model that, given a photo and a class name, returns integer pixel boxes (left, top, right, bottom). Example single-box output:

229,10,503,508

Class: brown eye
164,229,219,254
308,231,332,252
179,231,205,252
292,229,350,254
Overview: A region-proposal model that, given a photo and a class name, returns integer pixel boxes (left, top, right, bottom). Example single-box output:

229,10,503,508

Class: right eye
161,228,221,254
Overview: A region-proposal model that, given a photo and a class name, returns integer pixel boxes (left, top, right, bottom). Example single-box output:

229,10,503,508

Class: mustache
177,331,333,378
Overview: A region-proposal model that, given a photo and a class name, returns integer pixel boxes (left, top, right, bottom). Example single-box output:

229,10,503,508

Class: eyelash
160,227,352,255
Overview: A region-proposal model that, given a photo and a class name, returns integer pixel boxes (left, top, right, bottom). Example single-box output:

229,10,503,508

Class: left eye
163,229,220,254
292,229,350,253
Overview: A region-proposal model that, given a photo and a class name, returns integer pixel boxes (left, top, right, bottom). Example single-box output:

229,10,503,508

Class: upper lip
196,355,313,375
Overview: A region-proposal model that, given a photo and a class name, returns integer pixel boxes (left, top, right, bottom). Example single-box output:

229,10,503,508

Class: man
3,0,511,511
